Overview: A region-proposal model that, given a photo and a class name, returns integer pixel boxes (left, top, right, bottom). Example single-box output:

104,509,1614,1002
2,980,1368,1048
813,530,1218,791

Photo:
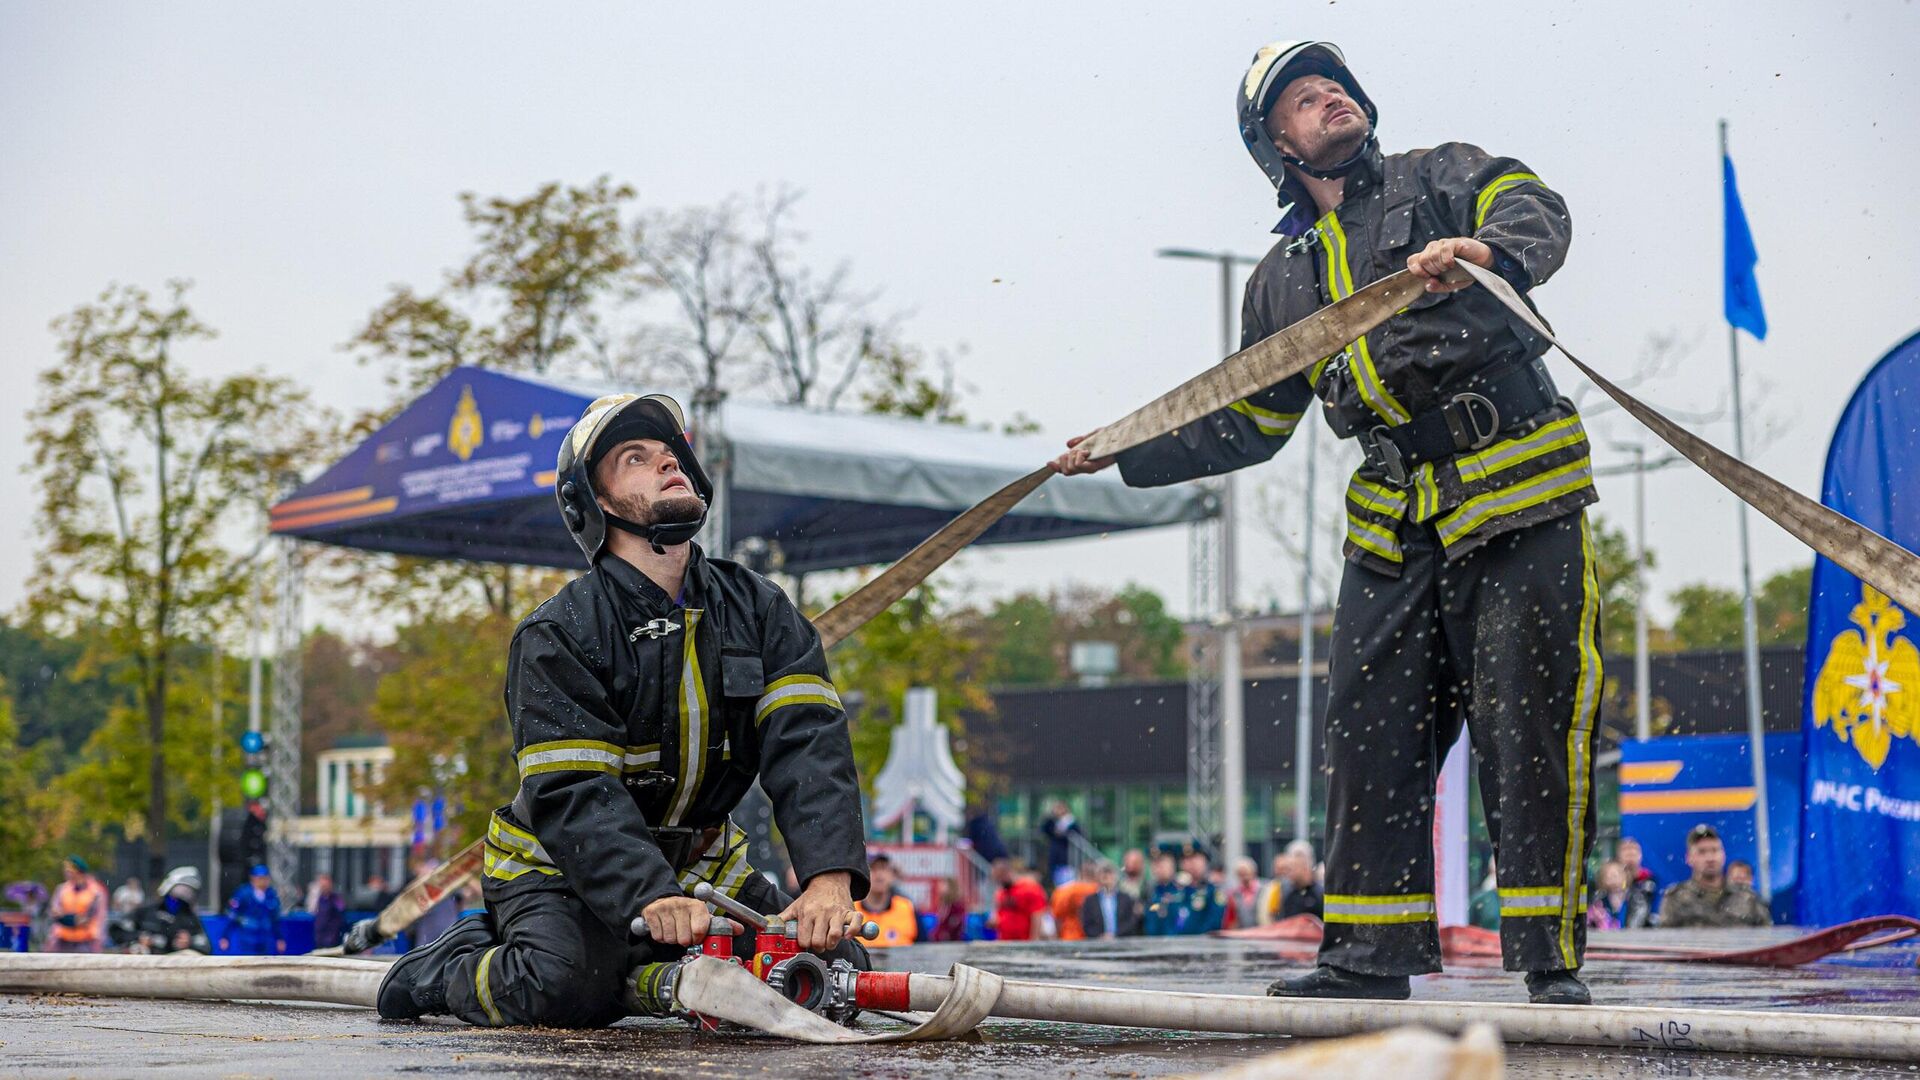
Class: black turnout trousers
1318,511,1602,976
427,871,799,1029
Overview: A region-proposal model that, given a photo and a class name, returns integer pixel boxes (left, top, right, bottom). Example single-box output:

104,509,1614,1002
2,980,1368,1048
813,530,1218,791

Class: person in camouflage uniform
1658,825,1772,928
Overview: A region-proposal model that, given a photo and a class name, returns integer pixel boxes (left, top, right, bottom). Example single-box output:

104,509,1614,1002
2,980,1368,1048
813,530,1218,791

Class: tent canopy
270,366,1214,573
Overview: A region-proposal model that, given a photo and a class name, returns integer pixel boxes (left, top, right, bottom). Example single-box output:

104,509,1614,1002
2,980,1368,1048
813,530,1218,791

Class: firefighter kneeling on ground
377,393,872,1027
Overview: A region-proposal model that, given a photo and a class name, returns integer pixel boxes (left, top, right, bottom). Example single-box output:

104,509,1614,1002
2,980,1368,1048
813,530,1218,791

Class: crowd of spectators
4,814,1777,959
1465,823,1776,934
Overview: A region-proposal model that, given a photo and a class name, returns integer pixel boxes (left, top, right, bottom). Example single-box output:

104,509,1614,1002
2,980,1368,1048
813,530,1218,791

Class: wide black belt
1355,358,1559,486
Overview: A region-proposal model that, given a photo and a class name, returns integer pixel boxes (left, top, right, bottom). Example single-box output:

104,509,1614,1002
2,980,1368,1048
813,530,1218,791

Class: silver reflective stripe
666,611,707,827
517,746,621,773
1458,415,1584,482
1323,896,1436,918
485,852,554,879
489,826,551,865
1435,458,1594,546
754,677,842,723
623,747,662,770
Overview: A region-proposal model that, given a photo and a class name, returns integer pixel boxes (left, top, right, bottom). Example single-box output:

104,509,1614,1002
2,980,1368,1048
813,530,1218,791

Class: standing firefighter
1055,39,1598,1004
378,393,871,1026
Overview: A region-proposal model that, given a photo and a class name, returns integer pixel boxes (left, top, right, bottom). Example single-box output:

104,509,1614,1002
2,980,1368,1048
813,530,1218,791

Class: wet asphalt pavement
4,929,1919,1078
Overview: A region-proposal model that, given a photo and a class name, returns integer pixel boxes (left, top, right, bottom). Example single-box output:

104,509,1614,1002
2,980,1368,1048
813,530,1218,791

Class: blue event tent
270,366,1213,573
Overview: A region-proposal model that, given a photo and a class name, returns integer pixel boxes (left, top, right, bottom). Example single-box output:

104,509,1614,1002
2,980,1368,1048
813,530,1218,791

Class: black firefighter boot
376,912,499,1020
1266,964,1411,1000
1525,968,1592,1005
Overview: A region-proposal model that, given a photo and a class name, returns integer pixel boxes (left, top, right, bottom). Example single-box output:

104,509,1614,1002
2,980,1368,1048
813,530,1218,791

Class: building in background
283,737,411,892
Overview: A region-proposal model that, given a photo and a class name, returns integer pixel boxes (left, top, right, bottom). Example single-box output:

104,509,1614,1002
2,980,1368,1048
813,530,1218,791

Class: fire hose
338,262,1920,964
10,944,1920,1062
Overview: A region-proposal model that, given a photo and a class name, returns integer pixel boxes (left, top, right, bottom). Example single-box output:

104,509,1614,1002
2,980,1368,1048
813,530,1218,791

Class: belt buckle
1450,392,1501,451
1362,426,1411,488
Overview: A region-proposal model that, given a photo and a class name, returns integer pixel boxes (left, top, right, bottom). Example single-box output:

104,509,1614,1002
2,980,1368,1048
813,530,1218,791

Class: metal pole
1294,424,1316,844
1722,119,1773,900
209,645,222,893
1632,443,1651,741
1217,254,1245,869
693,388,730,560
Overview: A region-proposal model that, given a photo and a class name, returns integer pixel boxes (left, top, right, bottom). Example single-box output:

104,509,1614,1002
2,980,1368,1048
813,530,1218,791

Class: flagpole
1723,118,1774,902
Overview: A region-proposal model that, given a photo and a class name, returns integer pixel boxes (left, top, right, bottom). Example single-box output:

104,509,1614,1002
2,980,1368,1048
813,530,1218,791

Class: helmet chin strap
1280,132,1377,182
605,508,705,555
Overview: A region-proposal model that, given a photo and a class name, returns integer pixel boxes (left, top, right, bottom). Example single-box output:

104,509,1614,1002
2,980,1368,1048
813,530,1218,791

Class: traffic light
238,729,268,801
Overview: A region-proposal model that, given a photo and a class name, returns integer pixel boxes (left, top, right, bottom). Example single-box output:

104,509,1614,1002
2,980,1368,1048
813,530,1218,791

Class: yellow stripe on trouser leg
475,945,505,1026
1499,885,1567,919
1323,893,1437,925
1557,519,1603,968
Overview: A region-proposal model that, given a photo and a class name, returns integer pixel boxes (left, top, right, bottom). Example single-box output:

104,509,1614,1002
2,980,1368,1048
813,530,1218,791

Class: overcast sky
3,2,1917,633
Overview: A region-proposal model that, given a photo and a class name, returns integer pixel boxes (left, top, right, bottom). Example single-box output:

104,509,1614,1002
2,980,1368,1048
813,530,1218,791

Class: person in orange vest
1051,861,1101,941
48,856,108,953
856,854,917,948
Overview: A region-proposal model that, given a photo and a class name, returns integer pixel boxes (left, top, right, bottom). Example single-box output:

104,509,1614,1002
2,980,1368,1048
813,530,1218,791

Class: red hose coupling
853,970,912,1011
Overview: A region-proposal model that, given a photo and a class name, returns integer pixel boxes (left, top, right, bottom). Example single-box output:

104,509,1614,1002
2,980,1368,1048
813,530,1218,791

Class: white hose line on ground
0,952,385,1008
904,970,1920,1062
1197,1023,1504,1080
672,955,1002,1043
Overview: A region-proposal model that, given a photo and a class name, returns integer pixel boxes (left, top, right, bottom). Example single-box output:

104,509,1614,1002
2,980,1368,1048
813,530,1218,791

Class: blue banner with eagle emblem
1800,330,1920,924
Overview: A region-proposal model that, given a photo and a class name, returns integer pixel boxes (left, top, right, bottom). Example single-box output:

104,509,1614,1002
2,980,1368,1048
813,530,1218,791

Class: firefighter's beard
603,490,705,528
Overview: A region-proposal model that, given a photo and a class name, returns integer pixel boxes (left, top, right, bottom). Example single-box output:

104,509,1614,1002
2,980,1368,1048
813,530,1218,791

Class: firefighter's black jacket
1119,142,1594,575
497,546,868,938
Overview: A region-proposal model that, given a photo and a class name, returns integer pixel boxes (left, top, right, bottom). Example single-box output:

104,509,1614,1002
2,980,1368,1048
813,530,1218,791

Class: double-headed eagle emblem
1812,585,1920,771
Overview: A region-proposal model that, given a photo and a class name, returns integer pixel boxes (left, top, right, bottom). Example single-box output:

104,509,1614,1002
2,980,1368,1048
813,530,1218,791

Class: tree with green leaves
1667,565,1813,651
0,680,73,887
1585,515,1653,660
365,613,519,846
968,584,1188,686
827,584,994,791
26,281,311,879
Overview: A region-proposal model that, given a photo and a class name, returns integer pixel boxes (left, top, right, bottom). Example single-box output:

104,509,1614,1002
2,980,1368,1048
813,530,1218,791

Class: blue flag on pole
1798,330,1920,925
1723,154,1768,340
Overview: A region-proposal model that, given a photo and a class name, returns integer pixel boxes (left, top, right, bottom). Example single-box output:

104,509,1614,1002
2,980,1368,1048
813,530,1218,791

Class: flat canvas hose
364,264,1920,950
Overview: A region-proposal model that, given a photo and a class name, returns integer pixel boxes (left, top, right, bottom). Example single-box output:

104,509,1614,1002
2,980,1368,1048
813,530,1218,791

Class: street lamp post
1157,247,1261,867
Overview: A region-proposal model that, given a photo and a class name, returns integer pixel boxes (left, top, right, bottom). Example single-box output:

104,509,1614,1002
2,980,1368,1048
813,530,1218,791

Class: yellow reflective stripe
1228,399,1302,436
1346,488,1404,519
1456,415,1585,483
623,744,662,772
755,674,843,726
1434,457,1593,547
666,610,708,826
486,813,552,864
1321,212,1411,425
1326,910,1436,925
1558,520,1603,968
1349,474,1408,510
475,946,505,1025
1345,514,1402,563
1309,357,1332,388
1323,892,1435,924
517,739,623,778
483,842,560,882
1497,886,1563,898
1475,172,1543,230
1412,463,1441,522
